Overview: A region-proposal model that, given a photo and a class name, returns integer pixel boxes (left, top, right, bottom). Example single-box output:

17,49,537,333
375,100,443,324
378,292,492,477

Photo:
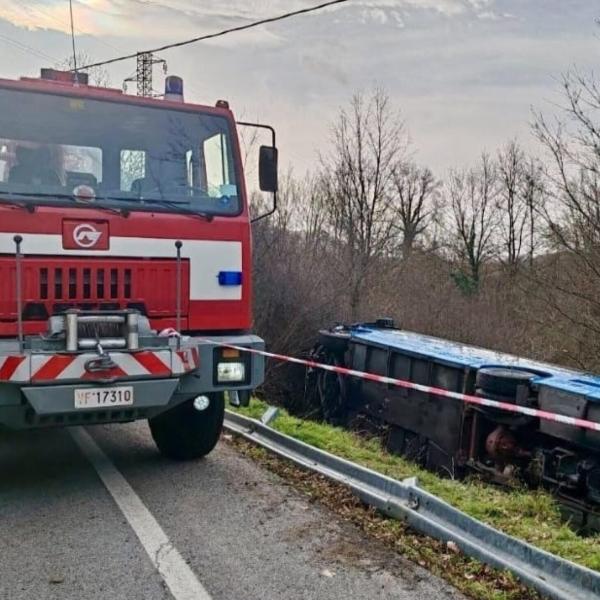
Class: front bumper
0,334,264,430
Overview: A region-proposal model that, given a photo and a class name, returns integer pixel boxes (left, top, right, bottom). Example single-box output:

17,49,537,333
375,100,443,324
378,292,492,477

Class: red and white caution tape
204,340,600,434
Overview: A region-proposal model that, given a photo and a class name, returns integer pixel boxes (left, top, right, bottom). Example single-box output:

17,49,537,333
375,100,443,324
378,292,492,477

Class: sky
0,1,597,178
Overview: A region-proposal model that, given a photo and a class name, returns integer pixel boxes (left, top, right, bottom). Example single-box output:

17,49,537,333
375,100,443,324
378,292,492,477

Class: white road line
70,427,212,600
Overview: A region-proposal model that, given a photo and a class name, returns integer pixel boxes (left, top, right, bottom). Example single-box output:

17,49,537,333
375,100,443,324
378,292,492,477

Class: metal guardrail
224,410,600,600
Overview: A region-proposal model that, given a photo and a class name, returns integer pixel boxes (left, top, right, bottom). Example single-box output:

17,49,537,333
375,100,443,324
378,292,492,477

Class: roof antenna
68,0,78,76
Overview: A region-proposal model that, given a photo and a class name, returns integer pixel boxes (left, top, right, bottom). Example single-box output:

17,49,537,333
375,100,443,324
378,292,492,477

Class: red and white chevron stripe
0,347,200,383
0,355,28,382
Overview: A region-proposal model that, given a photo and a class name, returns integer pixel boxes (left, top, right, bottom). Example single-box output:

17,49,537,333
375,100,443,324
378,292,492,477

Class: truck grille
39,267,132,300
0,257,189,320
39,266,132,302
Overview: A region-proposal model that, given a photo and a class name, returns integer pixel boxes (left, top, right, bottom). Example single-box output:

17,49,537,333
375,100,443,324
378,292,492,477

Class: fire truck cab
0,69,275,459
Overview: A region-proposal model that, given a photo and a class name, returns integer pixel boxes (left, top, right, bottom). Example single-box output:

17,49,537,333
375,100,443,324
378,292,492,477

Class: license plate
74,386,134,409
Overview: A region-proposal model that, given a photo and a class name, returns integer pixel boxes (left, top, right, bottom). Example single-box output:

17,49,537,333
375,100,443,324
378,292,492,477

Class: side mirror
236,121,278,223
259,145,278,193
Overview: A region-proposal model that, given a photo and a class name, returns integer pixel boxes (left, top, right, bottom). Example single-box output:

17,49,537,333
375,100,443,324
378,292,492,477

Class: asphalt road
0,422,465,600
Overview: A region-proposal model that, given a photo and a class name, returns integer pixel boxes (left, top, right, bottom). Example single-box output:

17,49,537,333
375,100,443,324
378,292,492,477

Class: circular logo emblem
73,223,102,248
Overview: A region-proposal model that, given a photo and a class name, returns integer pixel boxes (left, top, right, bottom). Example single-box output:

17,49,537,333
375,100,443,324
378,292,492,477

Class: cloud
0,0,596,178
0,1,499,41
354,0,495,17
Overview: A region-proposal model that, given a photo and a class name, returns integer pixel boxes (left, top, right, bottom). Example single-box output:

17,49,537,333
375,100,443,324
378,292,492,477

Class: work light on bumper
193,395,210,411
217,362,246,383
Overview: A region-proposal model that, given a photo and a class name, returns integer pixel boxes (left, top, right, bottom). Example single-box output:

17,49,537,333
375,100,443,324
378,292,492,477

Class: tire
149,392,225,460
475,367,537,398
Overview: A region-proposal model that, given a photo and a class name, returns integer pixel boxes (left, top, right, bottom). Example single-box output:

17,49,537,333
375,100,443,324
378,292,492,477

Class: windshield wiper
133,198,214,222
99,193,214,221
0,190,214,221
0,190,127,217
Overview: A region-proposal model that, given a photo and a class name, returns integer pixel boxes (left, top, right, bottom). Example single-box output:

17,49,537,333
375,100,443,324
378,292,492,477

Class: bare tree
497,140,528,269
236,116,260,176
322,88,407,319
447,153,499,292
57,52,111,87
529,70,600,366
495,141,546,271
534,71,600,253
251,172,346,397
391,162,439,258
521,156,545,267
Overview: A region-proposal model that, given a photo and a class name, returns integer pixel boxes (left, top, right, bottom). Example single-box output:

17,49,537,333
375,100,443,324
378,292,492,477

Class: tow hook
84,342,119,382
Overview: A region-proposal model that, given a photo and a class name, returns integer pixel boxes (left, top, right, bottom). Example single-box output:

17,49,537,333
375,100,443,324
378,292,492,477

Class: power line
78,0,351,71
0,32,59,63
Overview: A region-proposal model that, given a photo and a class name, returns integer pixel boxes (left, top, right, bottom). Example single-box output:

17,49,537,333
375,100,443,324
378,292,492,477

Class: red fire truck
0,69,277,459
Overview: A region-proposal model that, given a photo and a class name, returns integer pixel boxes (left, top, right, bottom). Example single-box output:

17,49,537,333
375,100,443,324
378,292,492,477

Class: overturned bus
310,320,600,531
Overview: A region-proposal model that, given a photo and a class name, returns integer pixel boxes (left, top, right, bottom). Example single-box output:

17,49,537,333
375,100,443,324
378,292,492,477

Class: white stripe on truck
0,233,243,301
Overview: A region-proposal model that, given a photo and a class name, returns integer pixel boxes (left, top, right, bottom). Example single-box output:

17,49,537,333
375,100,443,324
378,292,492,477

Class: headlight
217,362,246,383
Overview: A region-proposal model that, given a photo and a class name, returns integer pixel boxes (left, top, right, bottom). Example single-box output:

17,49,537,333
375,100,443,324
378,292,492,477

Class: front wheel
149,392,225,460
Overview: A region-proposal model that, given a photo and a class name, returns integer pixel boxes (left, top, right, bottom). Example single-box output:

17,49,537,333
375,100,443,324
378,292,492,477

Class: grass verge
233,398,600,573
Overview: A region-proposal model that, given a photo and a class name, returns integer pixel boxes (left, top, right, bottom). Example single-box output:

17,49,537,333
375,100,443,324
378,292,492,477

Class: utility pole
124,52,167,97
137,52,153,97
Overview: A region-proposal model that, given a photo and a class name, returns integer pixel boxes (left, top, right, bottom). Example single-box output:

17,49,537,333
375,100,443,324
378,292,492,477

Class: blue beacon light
218,271,243,286
164,76,184,102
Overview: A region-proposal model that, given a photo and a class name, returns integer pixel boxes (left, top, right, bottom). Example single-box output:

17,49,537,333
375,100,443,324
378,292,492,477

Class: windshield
0,86,240,216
